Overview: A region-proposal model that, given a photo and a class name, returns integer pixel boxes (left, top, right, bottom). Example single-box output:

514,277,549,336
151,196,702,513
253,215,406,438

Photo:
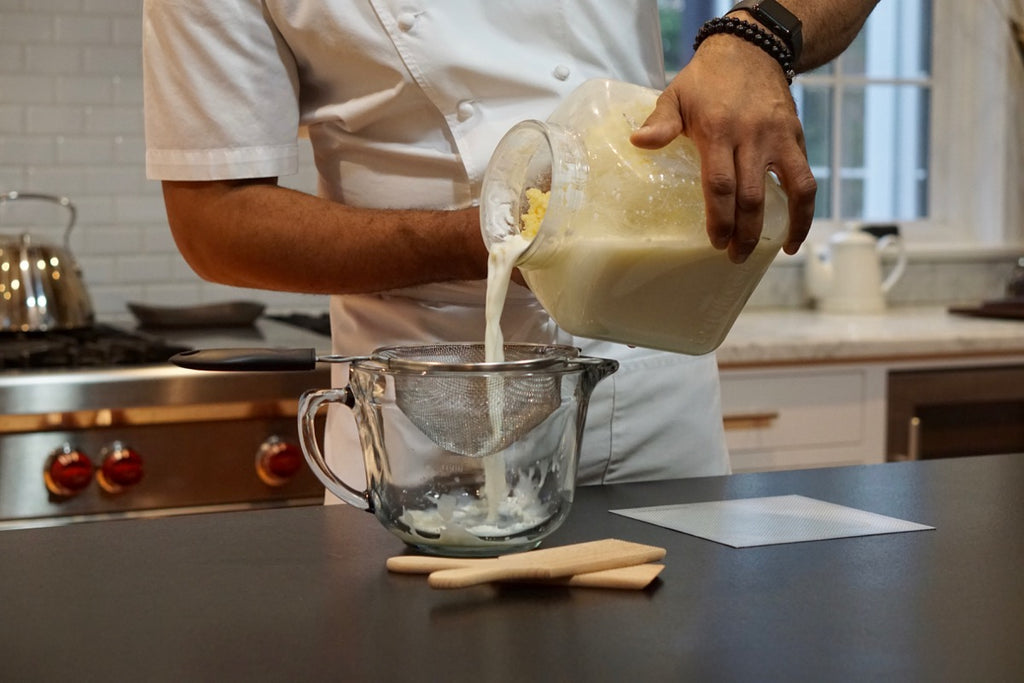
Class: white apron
142,0,730,491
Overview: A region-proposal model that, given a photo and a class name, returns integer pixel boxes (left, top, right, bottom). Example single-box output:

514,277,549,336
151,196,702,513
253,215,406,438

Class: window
795,2,932,223
659,0,1024,248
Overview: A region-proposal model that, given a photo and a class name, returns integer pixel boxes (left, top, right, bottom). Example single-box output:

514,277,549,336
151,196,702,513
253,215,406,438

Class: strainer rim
356,342,581,373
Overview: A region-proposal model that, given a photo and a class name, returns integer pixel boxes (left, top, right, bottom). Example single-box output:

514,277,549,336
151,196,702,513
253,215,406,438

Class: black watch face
733,0,802,57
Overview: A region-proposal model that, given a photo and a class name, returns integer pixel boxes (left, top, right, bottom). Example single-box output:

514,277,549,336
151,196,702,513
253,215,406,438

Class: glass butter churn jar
480,79,789,355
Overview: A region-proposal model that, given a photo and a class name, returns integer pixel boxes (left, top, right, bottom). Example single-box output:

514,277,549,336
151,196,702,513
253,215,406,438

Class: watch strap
729,0,803,62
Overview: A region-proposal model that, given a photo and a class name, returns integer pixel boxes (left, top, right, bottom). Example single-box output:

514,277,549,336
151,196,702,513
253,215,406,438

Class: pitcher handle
298,388,371,510
877,235,908,294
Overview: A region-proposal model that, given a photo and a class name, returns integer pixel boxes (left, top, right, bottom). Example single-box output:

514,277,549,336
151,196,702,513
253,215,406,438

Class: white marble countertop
716,306,1024,367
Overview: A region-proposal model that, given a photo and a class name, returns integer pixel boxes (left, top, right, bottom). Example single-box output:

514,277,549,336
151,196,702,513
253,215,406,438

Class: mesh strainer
362,343,578,456
171,343,618,457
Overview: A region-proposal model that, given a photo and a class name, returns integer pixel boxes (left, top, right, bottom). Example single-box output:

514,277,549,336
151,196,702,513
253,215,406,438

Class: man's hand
630,34,817,264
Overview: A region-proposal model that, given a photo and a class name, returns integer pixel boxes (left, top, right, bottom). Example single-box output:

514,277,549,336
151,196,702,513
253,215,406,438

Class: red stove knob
97,442,144,493
44,444,94,497
255,437,304,487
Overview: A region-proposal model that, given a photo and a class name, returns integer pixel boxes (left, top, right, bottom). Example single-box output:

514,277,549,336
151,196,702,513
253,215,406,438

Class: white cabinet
719,364,888,473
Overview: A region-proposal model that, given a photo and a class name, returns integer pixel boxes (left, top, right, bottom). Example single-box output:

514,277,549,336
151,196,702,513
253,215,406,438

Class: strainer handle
298,388,371,510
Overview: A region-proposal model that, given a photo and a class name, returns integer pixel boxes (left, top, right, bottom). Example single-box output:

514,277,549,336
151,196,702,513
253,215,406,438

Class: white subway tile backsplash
88,283,145,316
82,45,140,75
0,198,68,230
75,254,117,285
23,2,83,13
111,74,141,104
24,165,88,194
0,13,54,44
168,257,199,281
142,224,179,253
111,16,141,45
0,75,54,103
83,165,145,195
54,14,110,44
25,44,82,74
26,104,84,134
137,283,203,308
69,198,115,229
0,170,25,192
82,0,140,15
113,135,145,163
114,194,166,223
0,136,56,164
0,45,25,72
54,75,114,104
0,105,23,134
83,104,142,135
139,178,164,196
56,135,114,164
116,253,172,282
83,225,143,254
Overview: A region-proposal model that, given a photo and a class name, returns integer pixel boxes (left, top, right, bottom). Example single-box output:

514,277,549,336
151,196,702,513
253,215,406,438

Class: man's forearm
729,0,881,72
161,179,487,295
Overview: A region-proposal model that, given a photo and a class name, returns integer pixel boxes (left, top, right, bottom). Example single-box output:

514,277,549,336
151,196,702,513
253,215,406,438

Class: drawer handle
722,412,780,430
906,416,921,461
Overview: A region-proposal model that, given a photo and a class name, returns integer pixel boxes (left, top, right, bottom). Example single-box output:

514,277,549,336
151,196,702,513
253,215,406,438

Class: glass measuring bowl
298,343,618,557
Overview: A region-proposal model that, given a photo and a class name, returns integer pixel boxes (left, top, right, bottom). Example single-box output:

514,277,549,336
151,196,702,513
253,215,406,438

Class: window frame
923,0,1023,250
808,0,1023,251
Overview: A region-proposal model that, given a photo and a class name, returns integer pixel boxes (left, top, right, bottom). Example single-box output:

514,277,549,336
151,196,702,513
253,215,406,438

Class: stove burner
0,325,192,370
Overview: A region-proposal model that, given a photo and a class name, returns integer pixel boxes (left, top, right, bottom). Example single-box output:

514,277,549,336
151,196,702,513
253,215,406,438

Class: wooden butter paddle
387,538,666,590
388,555,664,590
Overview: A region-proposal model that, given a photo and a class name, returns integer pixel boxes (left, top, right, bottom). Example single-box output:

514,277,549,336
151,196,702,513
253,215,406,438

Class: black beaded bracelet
693,17,795,84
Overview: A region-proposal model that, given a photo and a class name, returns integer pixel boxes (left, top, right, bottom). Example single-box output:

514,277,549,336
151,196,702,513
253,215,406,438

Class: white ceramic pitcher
805,226,907,314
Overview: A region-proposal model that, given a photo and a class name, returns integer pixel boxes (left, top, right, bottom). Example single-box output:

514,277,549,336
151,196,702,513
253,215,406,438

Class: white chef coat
143,0,730,489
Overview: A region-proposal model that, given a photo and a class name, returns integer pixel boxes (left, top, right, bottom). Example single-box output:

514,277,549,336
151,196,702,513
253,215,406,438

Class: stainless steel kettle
0,191,95,332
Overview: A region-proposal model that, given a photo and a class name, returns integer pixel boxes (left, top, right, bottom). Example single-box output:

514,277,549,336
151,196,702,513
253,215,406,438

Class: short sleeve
143,0,301,180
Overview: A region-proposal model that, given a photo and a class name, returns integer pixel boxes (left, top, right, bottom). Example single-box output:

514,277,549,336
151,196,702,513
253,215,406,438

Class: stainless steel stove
0,317,332,530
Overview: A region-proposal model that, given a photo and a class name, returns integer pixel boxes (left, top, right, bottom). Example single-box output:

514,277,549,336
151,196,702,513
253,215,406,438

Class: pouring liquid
481,233,533,519
387,233,551,549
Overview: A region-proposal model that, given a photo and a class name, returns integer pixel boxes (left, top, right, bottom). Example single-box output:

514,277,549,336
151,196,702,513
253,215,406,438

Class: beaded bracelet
693,17,795,85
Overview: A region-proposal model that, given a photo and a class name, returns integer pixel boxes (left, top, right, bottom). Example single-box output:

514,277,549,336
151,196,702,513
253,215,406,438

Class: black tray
127,301,266,329
948,297,1024,321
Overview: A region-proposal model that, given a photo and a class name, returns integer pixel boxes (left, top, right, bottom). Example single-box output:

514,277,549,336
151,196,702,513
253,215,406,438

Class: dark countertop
2,455,1021,682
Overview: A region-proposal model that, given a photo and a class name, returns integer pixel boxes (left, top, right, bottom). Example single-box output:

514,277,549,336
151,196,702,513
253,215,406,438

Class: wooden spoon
387,538,666,590
388,555,664,590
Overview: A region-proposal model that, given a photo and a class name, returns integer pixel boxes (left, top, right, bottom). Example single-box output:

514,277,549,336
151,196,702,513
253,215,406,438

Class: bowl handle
298,388,371,510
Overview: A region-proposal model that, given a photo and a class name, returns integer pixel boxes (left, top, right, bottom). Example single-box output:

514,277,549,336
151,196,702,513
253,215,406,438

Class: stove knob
44,444,94,497
97,442,144,493
256,437,304,487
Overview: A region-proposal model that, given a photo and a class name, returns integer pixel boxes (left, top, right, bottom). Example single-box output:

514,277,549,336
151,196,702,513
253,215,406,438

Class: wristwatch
728,0,803,62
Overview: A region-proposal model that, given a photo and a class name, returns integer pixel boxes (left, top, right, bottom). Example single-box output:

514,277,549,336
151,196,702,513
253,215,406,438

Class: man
143,1,876,488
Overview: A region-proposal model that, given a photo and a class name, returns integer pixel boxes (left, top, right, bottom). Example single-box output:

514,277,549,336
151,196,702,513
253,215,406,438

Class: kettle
805,225,907,314
0,191,95,332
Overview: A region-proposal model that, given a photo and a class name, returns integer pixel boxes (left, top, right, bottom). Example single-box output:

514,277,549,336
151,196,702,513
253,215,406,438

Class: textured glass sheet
611,494,934,548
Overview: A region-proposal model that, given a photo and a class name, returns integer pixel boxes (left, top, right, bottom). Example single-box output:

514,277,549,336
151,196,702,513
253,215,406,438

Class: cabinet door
887,364,1024,460
720,366,887,472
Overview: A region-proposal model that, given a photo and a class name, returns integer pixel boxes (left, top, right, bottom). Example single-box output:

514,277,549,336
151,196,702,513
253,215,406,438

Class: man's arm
161,179,487,294
631,0,879,264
